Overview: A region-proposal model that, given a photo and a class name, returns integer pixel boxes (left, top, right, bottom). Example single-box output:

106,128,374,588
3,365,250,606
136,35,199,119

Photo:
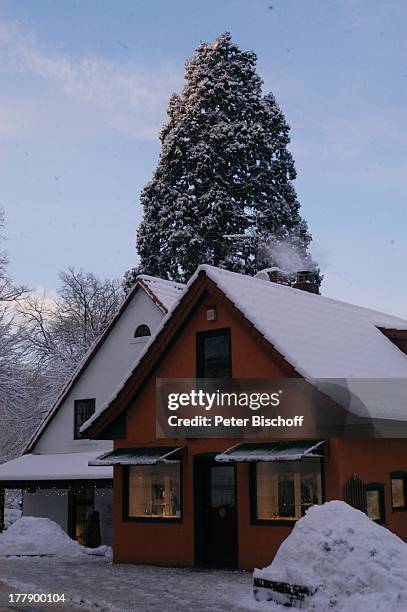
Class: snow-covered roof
24,275,185,454
0,451,112,481
82,265,407,432
137,275,185,312
204,265,407,378
215,440,324,462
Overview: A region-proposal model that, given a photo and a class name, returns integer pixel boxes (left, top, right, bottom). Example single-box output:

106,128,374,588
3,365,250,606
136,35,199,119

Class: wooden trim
378,328,407,339
378,328,407,354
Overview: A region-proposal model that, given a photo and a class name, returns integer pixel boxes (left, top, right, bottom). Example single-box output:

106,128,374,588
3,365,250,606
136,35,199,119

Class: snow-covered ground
1,507,406,611
0,517,256,611
0,557,258,612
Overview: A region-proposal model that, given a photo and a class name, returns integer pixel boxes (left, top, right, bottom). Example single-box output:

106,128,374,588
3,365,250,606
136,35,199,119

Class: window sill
122,516,183,524
250,519,297,527
130,338,149,345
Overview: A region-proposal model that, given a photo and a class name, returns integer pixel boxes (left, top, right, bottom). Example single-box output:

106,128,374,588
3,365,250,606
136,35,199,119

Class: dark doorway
194,456,237,567
68,486,94,545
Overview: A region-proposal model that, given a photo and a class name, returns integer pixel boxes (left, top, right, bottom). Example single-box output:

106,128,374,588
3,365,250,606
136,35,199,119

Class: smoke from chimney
256,236,320,294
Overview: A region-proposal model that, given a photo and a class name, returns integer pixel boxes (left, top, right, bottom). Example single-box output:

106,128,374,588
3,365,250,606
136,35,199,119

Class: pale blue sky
0,0,406,316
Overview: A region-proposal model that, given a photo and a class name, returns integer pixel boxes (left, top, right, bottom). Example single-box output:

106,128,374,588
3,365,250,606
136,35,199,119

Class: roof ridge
198,265,407,324
137,274,185,289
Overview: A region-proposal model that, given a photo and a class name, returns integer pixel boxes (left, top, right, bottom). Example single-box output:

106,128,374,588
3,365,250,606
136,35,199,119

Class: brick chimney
255,267,290,285
292,270,319,294
255,268,320,294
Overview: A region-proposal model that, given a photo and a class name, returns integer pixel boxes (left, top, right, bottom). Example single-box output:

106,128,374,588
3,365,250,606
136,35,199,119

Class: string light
3,485,113,498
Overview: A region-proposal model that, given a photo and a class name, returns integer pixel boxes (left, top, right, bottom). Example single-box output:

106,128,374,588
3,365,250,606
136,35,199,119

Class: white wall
34,288,163,454
23,488,114,545
23,489,68,531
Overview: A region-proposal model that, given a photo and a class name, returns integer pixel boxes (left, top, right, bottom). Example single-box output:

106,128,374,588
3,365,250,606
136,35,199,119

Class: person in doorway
85,510,101,548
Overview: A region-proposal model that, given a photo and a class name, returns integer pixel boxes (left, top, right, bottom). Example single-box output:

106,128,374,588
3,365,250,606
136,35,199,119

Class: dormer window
134,324,151,338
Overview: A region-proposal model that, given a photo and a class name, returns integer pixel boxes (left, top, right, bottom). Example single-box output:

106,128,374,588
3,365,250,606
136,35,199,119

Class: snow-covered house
0,276,184,545
80,265,407,569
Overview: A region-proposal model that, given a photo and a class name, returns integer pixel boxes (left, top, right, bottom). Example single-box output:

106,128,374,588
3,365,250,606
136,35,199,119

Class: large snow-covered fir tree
134,32,318,284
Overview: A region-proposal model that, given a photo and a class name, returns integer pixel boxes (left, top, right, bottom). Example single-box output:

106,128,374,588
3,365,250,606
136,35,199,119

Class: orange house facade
83,266,407,570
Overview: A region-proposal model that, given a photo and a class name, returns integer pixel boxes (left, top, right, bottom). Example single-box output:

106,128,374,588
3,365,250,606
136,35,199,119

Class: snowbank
254,501,407,611
0,516,111,558
5,507,21,530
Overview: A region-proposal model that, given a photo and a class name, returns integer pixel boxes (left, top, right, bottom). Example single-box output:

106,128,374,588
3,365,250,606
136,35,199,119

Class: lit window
254,458,322,521
74,399,95,439
134,324,151,338
366,483,385,523
391,473,407,510
127,464,181,520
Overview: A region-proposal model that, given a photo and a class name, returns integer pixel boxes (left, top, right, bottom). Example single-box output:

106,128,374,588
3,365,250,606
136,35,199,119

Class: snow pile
254,501,407,611
0,517,110,558
5,507,21,529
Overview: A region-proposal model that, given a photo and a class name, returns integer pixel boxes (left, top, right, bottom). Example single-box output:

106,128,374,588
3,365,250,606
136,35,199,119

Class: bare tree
0,208,124,460
19,268,124,400
0,211,26,305
0,210,31,459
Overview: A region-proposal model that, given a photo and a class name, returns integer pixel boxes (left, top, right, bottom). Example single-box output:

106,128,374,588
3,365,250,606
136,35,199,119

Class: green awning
89,446,184,466
215,440,324,462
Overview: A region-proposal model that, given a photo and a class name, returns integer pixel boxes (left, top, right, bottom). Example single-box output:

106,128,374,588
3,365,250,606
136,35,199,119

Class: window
252,458,322,522
196,328,231,378
126,464,181,520
366,483,385,523
134,324,151,338
74,399,96,439
391,472,407,510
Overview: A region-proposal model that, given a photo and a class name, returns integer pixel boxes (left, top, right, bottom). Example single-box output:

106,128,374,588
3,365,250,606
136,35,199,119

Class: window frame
196,327,232,378
74,398,96,440
366,482,386,524
122,463,183,523
249,457,324,526
390,471,407,512
134,324,151,338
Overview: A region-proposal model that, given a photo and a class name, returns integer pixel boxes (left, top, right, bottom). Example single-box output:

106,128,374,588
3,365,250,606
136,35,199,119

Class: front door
194,456,237,567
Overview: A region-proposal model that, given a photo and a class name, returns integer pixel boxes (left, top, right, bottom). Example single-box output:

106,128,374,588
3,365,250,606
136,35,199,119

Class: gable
26,278,185,454
122,286,294,443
